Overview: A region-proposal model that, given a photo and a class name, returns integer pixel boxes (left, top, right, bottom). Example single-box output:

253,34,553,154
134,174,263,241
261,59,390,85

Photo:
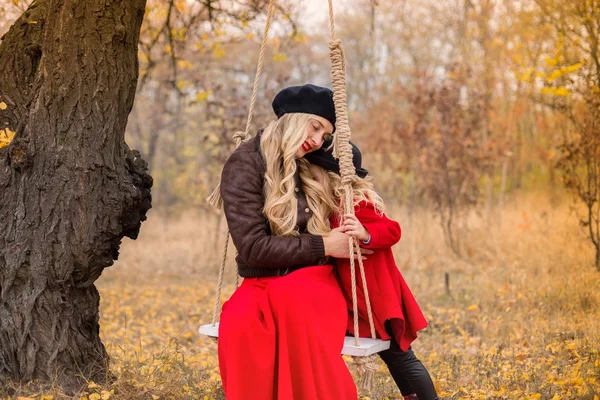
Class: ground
5,194,600,399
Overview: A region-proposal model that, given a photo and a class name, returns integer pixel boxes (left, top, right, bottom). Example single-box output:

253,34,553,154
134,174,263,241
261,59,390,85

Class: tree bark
0,0,150,393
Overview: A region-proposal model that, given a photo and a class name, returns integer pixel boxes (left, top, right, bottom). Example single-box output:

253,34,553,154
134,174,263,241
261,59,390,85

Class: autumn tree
532,0,600,270
0,0,151,392
128,2,311,215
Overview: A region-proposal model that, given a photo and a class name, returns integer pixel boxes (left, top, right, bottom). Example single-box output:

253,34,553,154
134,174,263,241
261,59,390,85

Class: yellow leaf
212,47,225,59
0,128,15,149
293,32,306,43
541,86,570,96
562,62,584,74
40,396,54,400
195,89,213,103
547,69,563,82
88,381,100,389
89,394,101,400
273,52,287,63
467,304,478,311
516,67,534,83
28,20,38,24
0,102,7,110
101,390,113,400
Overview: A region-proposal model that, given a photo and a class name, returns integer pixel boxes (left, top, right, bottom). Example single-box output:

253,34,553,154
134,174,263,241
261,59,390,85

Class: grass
4,193,600,399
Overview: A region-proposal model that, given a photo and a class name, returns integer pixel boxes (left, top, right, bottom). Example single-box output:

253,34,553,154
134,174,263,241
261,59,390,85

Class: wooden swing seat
199,323,390,357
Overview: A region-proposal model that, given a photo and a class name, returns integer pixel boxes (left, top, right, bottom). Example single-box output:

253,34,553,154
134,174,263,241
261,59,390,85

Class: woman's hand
340,214,370,242
323,227,373,259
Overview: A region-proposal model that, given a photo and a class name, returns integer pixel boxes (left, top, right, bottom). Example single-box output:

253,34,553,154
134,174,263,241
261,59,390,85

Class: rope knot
352,354,379,391
329,39,342,50
233,130,252,146
341,174,359,186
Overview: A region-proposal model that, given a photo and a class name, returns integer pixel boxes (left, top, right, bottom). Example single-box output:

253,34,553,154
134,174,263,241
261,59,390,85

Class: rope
207,0,276,210
234,250,241,289
352,354,380,391
211,230,230,325
328,0,378,391
208,0,276,326
327,0,376,341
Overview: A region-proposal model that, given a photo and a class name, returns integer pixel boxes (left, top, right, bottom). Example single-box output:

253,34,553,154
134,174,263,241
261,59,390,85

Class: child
304,142,439,400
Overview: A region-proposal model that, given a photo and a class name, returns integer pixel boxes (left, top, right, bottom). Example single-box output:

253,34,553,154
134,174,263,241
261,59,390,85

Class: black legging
377,323,438,399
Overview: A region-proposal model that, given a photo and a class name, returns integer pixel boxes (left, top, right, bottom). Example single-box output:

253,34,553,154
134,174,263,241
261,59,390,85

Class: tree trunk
0,0,150,393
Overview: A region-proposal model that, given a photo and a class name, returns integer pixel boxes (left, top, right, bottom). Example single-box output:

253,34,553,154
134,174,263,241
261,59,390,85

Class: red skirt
218,265,358,400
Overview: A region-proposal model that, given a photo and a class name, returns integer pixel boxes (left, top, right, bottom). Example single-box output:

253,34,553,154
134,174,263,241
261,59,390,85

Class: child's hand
341,214,370,242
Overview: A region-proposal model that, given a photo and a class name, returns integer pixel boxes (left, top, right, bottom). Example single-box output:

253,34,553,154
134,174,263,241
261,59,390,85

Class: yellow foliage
545,56,559,67
515,67,535,83
541,86,570,96
195,89,213,103
0,102,7,110
293,32,306,43
0,128,15,149
273,52,287,63
547,62,584,82
177,60,193,70
212,45,225,59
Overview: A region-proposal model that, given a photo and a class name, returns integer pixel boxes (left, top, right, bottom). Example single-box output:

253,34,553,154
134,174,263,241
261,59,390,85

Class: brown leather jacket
220,133,327,277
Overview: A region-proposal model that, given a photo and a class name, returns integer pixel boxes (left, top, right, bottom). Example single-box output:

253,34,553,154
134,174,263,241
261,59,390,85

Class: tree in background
127,0,306,216
0,0,150,392
533,0,600,270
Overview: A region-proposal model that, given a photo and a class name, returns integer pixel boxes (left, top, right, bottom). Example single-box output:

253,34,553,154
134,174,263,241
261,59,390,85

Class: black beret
272,84,336,132
304,140,368,178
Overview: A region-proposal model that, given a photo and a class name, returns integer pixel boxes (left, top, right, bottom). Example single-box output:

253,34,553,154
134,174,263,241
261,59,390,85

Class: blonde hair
305,163,385,222
260,113,333,237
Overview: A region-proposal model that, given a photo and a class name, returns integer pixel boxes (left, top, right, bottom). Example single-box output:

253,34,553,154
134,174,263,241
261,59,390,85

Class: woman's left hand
341,214,370,242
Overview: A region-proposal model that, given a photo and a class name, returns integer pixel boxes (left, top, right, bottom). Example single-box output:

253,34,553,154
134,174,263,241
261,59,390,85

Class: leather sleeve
220,148,325,269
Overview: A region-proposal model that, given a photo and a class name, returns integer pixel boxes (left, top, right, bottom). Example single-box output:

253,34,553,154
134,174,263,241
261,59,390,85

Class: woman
218,84,364,400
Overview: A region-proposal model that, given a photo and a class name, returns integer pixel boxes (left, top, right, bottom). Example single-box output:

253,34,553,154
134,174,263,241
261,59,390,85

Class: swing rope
206,0,276,210
206,0,380,391
327,0,380,390
208,0,276,324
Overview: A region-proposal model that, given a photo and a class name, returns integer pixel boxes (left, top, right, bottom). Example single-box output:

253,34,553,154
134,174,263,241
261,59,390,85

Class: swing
199,0,389,390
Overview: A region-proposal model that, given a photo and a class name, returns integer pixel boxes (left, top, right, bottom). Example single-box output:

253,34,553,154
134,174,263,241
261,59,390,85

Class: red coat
332,201,428,351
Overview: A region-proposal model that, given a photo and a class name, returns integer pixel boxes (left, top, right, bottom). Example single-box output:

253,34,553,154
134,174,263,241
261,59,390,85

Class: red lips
302,141,312,152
